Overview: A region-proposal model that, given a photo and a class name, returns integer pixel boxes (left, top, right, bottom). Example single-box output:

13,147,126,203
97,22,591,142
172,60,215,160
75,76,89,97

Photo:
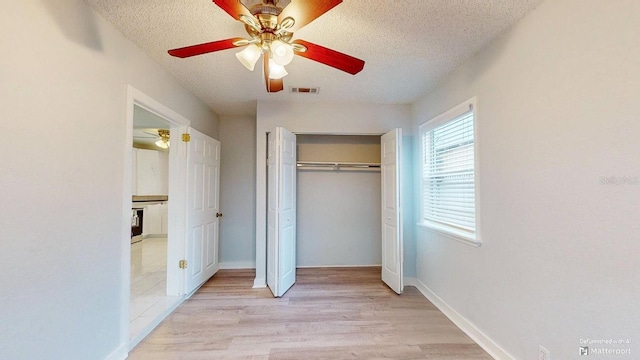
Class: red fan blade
213,0,252,20
168,38,245,58
279,0,342,32
292,39,364,75
263,56,284,93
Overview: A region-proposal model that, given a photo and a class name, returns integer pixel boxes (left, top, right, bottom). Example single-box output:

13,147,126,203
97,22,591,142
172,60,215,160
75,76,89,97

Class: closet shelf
296,161,381,171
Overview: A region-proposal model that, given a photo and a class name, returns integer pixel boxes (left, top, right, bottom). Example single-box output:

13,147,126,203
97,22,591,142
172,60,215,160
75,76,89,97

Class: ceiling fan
167,0,365,93
133,129,170,149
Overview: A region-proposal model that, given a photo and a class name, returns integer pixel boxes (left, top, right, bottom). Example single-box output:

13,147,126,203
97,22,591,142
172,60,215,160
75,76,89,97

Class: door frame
256,130,401,289
120,86,190,349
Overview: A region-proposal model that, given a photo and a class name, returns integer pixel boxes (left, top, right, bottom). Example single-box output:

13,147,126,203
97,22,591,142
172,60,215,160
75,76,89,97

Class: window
419,98,480,246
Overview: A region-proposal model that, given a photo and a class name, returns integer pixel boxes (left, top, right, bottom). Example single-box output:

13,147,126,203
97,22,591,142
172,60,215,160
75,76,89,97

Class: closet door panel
267,127,297,298
381,128,403,294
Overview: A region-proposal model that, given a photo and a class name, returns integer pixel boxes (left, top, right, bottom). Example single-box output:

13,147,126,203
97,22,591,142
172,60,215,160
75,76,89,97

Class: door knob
216,212,223,218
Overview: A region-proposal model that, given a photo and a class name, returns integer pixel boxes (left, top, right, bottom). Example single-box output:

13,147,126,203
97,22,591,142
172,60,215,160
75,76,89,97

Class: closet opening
296,134,382,268
266,128,403,297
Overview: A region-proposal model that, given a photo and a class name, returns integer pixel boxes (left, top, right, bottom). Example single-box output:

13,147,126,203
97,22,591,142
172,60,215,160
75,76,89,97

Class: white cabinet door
144,204,162,235
132,148,138,195
185,128,221,294
142,206,149,236
267,127,297,298
160,203,168,235
381,128,403,294
143,203,168,235
136,149,169,195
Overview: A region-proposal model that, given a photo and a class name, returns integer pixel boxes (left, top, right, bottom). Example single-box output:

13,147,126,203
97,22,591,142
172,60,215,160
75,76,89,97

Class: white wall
297,170,381,266
412,0,640,359
219,116,257,269
0,1,218,359
254,101,414,286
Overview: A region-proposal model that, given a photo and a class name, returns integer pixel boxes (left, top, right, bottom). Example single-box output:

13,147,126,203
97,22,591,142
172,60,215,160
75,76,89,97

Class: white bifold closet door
185,128,221,294
381,128,403,294
267,127,297,297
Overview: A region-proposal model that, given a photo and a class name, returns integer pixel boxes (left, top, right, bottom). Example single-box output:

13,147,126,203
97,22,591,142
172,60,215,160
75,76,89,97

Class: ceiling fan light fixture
168,0,366,93
155,139,170,149
268,58,288,79
271,40,294,66
236,44,262,71
155,129,170,149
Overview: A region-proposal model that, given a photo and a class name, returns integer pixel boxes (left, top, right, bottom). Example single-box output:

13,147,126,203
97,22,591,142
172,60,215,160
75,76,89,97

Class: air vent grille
289,87,320,94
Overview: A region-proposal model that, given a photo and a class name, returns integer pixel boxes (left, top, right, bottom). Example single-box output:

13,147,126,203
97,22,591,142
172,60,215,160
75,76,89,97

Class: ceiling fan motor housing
256,13,280,32
240,0,291,16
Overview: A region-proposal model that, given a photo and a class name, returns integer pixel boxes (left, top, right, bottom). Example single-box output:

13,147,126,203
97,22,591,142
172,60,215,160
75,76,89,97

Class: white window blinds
421,108,476,237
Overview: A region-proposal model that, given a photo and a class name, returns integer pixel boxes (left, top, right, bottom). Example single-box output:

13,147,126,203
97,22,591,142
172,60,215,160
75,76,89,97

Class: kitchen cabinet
132,148,137,195
142,203,168,236
132,148,169,196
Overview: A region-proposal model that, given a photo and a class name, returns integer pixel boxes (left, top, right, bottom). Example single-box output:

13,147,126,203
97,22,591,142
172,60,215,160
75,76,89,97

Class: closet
267,127,403,297
296,134,382,267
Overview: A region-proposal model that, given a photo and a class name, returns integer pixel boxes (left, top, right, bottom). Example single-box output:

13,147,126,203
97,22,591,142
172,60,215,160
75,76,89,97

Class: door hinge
182,133,191,142
179,260,188,269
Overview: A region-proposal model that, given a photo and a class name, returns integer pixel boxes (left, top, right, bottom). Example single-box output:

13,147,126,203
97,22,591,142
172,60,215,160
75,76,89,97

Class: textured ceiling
86,0,544,116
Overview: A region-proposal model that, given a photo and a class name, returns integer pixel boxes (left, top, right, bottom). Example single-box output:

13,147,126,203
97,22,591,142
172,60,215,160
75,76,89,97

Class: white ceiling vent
289,87,320,94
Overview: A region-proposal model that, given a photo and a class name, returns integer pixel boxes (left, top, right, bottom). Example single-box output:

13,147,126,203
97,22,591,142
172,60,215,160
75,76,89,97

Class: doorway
129,105,176,343
121,86,191,350
295,134,382,267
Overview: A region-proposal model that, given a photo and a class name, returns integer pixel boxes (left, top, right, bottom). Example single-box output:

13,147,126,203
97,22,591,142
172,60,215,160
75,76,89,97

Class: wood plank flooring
129,267,492,359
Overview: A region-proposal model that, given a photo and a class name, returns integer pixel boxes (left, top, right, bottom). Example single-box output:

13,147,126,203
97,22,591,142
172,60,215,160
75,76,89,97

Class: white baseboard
104,343,127,360
253,277,266,288
144,234,166,238
220,261,256,269
404,277,513,360
296,264,382,268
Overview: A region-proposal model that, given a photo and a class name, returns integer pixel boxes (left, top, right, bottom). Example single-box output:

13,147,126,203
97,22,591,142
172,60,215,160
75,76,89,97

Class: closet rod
296,161,381,170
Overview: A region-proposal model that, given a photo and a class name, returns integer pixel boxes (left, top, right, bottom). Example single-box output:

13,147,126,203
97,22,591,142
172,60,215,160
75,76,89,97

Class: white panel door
267,127,297,297
381,128,403,294
185,128,221,294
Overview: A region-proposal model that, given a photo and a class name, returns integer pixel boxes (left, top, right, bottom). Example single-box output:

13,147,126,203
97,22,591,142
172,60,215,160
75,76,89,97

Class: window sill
417,222,482,248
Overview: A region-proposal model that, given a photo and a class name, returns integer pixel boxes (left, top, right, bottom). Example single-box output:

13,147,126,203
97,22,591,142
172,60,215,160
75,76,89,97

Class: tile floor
130,237,180,341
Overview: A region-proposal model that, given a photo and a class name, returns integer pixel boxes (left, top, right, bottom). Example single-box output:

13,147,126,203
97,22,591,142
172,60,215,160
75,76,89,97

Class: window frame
418,97,481,247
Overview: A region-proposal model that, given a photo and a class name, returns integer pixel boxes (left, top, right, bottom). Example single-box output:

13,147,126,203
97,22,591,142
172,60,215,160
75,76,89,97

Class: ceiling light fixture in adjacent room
155,129,170,149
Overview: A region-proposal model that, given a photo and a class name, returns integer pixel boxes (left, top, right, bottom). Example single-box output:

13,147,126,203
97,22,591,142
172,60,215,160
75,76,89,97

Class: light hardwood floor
129,267,492,359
